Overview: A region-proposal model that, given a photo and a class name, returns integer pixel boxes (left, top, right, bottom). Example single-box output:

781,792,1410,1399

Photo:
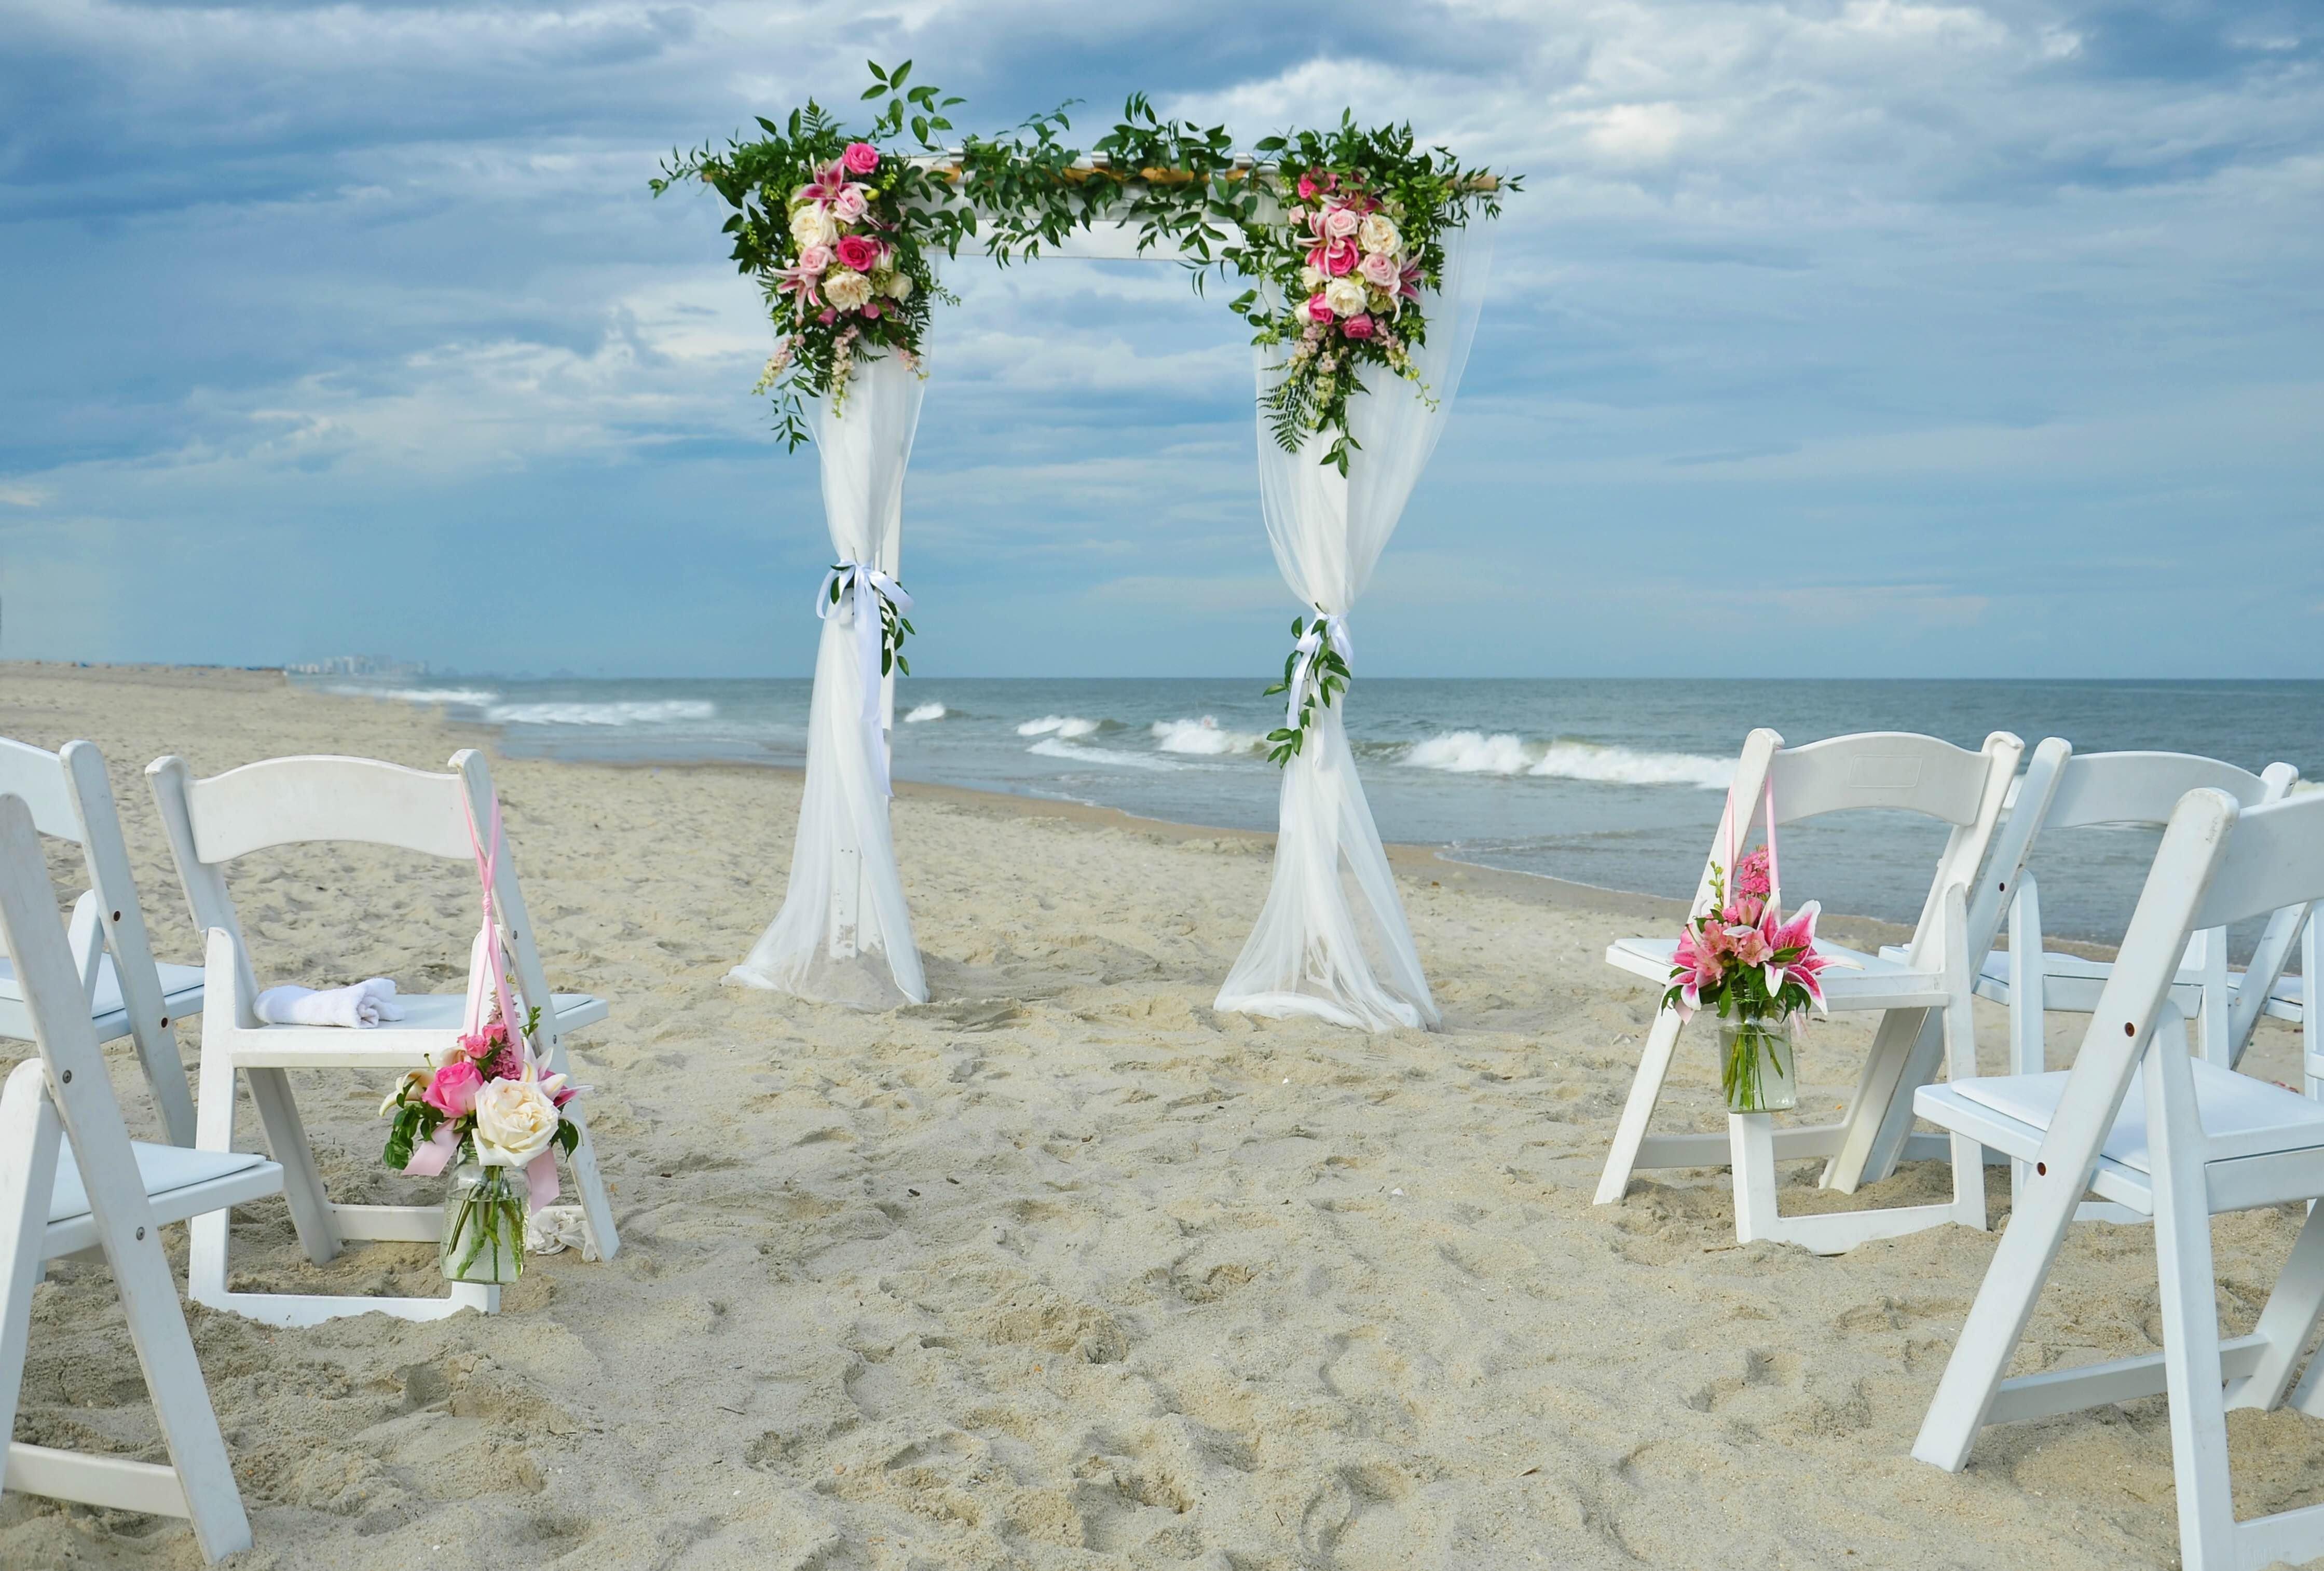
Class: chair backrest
1704,728,2024,965
1989,743,2303,1065
145,751,564,1054
2045,789,2324,1173
2045,750,2296,832
0,736,195,1145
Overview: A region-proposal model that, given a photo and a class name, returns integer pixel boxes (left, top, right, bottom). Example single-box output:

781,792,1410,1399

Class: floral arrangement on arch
651,61,976,447
1227,120,1509,474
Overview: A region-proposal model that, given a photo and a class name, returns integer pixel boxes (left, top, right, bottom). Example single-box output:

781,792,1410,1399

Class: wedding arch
654,66,1513,1030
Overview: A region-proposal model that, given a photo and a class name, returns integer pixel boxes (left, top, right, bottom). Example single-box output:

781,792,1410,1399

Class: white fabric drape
1216,223,1494,1031
730,353,928,1008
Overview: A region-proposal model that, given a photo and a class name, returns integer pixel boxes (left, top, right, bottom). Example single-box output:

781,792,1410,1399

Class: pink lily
1760,900,1840,1011
1669,922,1726,1012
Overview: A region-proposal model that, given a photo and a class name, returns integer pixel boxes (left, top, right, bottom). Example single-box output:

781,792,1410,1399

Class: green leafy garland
658,80,1514,769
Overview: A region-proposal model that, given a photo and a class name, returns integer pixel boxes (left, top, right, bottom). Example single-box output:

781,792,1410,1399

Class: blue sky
2,0,2318,679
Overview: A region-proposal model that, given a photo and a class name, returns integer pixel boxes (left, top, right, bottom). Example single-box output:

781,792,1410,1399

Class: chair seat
1878,944,2307,1022
1607,936,1945,1006
0,955,205,1044
217,991,608,1068
1920,1061,2324,1175
43,1141,283,1260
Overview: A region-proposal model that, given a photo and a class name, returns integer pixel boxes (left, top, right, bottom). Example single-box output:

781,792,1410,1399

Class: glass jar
441,1162,526,1285
1720,1014,1798,1114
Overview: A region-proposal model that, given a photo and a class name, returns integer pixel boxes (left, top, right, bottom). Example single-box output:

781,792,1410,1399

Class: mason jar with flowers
1663,849,1838,1113
380,1016,582,1285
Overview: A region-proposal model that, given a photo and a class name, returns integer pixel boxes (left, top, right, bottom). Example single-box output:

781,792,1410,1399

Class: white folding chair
146,750,621,1327
0,737,199,1146
1911,785,2324,1571
1596,728,2022,1252
0,794,283,1562
1879,743,2307,1220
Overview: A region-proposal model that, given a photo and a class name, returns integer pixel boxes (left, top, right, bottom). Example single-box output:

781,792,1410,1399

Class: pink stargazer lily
1669,923,1727,1012
1760,900,1835,1011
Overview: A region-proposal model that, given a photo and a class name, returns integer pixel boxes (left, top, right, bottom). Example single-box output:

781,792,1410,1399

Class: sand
0,661,2313,1570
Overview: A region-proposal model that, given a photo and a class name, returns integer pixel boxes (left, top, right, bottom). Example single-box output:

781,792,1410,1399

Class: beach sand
0,661,2312,1570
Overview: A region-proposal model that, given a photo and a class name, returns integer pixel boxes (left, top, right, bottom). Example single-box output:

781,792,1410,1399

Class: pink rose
832,185,868,222
1323,206,1360,240
796,242,833,275
1296,173,1319,201
423,1058,483,1118
1304,290,1334,323
842,141,880,175
1342,313,1374,340
834,235,878,272
1358,250,1399,288
818,307,838,324
1323,238,1360,277
863,301,881,318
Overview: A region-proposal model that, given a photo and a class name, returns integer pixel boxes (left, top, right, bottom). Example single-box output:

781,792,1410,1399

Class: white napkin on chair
254,977,408,1029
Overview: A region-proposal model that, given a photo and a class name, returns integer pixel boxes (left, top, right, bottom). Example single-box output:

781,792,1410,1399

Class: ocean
303,676,2324,950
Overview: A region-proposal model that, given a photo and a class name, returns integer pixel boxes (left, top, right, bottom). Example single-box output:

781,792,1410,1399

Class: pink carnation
842,141,880,175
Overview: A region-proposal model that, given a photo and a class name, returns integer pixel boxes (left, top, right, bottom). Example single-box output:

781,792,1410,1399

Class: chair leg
1823,1006,1936,1192
2232,1199,2324,1413
0,1067,64,1492
1912,1132,2092,1469
188,1047,238,1305
1728,1113,1781,1244
1595,1005,1686,1205
243,1067,340,1265
557,1108,621,1262
2146,1039,2238,1570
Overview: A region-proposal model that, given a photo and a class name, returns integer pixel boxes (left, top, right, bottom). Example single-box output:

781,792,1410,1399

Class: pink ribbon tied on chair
400,795,563,1211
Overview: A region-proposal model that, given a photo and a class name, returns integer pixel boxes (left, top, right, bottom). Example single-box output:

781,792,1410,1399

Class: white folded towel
525,1205,599,1261
253,977,408,1029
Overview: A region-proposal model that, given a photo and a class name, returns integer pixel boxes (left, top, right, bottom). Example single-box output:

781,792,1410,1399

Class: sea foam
904,702,948,723
1151,716,1266,756
483,700,717,727
1017,715,1102,739
1402,731,1732,789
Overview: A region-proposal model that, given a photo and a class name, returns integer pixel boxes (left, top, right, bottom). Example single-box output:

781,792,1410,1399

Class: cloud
1,0,2319,675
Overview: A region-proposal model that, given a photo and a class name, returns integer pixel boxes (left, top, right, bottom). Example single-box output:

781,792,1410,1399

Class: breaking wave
1402,731,1732,789
1027,737,1198,772
1151,716,1268,756
1017,715,1104,739
903,702,948,722
482,700,718,727
326,685,499,708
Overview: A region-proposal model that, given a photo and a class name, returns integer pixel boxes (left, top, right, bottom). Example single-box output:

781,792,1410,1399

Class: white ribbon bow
817,560,913,797
1284,611,1354,730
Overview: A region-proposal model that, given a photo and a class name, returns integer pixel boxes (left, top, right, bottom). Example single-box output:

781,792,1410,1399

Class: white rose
1298,264,1325,290
1358,213,1400,255
473,1077,559,1167
882,269,913,300
789,203,835,247
1323,277,1369,318
822,268,872,311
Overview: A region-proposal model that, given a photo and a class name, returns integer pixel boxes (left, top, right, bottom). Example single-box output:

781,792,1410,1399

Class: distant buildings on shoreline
284,655,426,679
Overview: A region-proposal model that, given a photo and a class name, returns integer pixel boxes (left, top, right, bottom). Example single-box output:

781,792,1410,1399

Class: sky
1,0,2318,681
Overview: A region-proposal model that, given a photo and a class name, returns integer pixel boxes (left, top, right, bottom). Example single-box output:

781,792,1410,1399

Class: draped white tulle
730,354,928,1008
1215,224,1494,1032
